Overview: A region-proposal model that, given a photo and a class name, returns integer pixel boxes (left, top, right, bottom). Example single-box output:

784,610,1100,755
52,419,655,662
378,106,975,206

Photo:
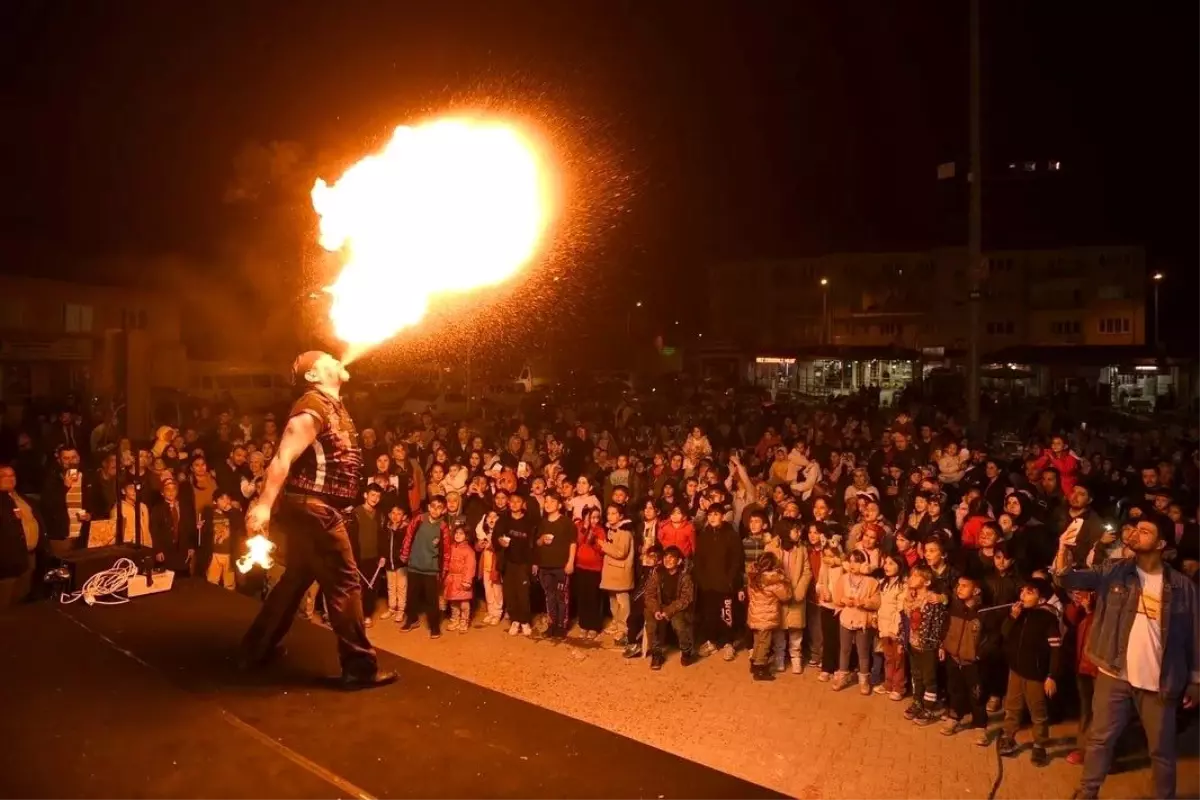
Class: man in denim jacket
1056,518,1199,800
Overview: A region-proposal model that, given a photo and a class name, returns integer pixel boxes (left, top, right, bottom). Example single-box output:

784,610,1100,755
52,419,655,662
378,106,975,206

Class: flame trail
311,117,554,361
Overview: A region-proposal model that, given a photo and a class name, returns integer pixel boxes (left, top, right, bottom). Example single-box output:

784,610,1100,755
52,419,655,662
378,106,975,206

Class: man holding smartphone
40,446,91,557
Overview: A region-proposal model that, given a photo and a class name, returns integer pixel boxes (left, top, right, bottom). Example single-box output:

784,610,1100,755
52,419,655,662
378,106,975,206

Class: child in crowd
443,522,477,632
982,541,1021,710
894,528,921,569
624,544,661,658
875,553,909,700
381,505,408,622
769,520,812,674
598,503,635,643
475,510,504,625
833,549,880,694
573,506,607,639
1063,589,1097,765
904,563,949,724
815,536,846,682
644,545,696,670
940,575,990,745
745,551,792,681
998,577,1062,767
804,524,826,668
937,441,970,486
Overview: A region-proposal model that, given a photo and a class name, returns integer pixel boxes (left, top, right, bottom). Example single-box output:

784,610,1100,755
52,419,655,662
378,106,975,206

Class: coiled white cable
59,558,140,606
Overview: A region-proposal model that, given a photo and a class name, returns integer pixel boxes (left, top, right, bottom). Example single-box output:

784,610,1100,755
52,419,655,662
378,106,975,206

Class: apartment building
707,245,1148,353
0,274,187,435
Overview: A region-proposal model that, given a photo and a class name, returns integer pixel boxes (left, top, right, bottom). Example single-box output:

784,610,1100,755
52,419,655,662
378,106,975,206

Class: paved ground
349,610,1198,800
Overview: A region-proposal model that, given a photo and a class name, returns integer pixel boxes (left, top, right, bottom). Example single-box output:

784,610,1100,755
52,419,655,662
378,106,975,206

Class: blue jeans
538,568,569,631
1078,672,1177,799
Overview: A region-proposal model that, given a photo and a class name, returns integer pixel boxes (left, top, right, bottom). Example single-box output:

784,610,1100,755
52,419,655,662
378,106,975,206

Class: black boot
649,649,665,670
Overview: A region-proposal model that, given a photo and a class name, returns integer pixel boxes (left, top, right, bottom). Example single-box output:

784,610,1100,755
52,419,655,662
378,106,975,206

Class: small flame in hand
237,535,276,574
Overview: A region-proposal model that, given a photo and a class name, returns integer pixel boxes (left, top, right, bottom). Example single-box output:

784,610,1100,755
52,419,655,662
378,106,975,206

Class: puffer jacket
833,572,881,630
746,565,792,630
766,540,813,629
877,577,907,639
443,540,477,602
942,598,983,663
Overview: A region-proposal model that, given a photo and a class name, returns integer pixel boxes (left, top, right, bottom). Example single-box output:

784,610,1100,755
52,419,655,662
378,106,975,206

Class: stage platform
0,581,779,799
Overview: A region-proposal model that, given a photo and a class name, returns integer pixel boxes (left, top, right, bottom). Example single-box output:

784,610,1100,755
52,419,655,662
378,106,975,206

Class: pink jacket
443,541,477,602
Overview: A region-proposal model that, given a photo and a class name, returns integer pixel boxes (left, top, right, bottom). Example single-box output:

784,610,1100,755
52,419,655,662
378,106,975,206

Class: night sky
2,1,1195,354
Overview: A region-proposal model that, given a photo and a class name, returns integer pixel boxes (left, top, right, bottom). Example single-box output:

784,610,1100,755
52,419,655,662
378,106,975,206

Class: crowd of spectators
0,384,1196,798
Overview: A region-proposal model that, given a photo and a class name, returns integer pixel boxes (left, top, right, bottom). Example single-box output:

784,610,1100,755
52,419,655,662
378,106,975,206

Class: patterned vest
286,389,363,503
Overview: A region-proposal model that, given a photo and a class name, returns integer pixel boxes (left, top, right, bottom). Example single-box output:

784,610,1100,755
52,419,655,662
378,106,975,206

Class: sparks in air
311,117,555,361
236,534,276,574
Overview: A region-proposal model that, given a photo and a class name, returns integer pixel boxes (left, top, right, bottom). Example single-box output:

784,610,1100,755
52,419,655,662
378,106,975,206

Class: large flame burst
311,118,554,360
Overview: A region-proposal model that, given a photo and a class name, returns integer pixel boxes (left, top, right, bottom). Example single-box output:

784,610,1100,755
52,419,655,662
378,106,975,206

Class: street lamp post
820,278,829,345
626,300,642,339
1152,272,1164,350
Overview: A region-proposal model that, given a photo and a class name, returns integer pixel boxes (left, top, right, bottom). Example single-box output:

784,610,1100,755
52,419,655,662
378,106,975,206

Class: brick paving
351,614,1197,799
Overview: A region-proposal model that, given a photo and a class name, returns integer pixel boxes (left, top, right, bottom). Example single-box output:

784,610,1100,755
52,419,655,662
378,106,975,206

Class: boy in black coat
997,576,1063,767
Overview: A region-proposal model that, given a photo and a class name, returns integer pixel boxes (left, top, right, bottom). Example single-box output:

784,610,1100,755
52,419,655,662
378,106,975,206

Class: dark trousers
1075,673,1095,749
980,650,1008,700
573,569,604,632
503,563,532,624
241,496,376,676
946,658,988,727
697,589,735,648
819,606,840,674
911,647,939,706
538,567,569,630
0,552,36,609
404,571,441,634
1078,672,1177,800
627,591,646,642
1002,670,1050,745
648,612,694,654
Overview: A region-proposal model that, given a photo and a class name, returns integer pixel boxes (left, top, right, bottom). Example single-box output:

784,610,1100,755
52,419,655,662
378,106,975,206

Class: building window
64,304,93,333
879,323,900,336
1098,318,1131,335
1096,285,1125,300
1052,320,1081,336
986,321,1015,335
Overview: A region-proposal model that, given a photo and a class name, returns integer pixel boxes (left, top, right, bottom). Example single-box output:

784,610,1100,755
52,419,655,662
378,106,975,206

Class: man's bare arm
257,414,318,509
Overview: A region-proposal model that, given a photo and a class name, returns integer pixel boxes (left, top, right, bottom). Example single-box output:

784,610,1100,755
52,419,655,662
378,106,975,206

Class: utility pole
966,0,983,429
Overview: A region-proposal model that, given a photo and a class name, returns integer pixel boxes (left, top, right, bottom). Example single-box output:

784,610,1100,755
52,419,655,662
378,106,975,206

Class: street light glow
1153,272,1164,281
635,301,643,307
820,277,828,286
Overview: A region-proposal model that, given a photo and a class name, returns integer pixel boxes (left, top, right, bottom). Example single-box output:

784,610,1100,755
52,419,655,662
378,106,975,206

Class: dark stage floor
0,581,779,799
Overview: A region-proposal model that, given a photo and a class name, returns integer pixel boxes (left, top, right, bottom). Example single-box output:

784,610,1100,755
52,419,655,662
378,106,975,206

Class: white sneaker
721,643,736,662
379,610,393,620
488,615,500,626
508,622,521,636
790,657,803,675
520,624,533,637
698,641,717,657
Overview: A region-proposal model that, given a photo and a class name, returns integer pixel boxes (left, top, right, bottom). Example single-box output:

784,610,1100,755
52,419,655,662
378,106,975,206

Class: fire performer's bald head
292,351,350,393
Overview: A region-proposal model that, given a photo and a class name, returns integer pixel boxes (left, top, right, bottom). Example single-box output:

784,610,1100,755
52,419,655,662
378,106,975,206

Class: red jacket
574,520,606,572
659,520,696,558
1035,449,1081,494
